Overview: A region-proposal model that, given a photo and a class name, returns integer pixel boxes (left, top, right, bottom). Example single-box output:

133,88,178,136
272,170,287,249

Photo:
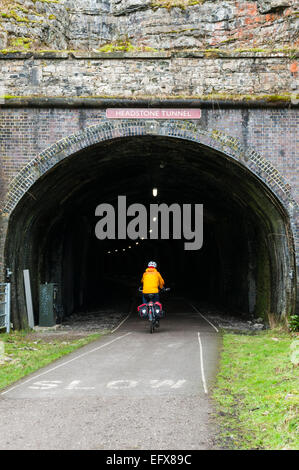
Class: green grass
213,330,299,450
0,330,103,391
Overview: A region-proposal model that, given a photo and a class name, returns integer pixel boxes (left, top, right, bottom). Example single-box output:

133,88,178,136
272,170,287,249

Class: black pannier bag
154,301,165,318
138,303,148,318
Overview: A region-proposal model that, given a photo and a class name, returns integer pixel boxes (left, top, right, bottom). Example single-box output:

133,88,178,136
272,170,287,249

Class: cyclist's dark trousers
142,293,160,304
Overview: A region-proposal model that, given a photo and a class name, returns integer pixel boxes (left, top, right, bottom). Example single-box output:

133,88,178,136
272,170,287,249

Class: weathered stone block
111,0,151,15
0,31,7,49
257,0,291,13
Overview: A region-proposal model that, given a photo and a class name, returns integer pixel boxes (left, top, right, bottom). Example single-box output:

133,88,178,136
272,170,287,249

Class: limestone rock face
257,0,291,13
111,0,152,16
0,32,8,49
0,0,297,51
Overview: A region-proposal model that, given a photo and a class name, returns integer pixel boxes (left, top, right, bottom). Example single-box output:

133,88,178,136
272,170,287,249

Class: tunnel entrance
4,133,296,329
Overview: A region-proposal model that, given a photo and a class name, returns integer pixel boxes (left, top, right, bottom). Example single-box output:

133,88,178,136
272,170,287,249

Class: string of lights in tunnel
105,187,158,255
106,236,156,255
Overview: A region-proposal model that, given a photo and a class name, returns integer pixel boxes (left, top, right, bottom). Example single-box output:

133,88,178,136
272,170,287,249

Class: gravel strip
32,309,129,340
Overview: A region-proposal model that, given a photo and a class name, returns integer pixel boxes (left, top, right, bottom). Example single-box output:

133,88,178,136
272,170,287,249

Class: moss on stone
0,0,61,29
98,39,158,53
98,40,135,53
0,47,297,60
0,93,296,104
0,94,23,99
234,47,269,53
17,6,29,14
32,0,61,3
10,37,32,49
232,47,299,56
211,129,240,152
0,49,20,54
1,10,29,23
203,49,228,57
151,0,205,10
219,38,237,44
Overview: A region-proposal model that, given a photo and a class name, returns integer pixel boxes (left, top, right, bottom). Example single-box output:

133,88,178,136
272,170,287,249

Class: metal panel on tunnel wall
39,284,58,327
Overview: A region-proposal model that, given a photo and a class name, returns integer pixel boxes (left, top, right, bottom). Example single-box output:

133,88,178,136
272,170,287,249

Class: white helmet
148,261,157,268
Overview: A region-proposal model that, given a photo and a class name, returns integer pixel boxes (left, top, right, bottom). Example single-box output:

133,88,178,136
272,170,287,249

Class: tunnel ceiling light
153,188,158,197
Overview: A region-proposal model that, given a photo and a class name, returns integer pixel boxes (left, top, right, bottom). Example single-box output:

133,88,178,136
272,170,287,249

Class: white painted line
107,380,138,390
150,379,187,389
1,332,132,396
65,380,95,390
28,380,62,390
197,332,208,395
190,303,219,333
111,312,131,333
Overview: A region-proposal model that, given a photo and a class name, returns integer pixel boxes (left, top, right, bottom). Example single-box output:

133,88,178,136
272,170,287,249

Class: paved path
0,298,220,450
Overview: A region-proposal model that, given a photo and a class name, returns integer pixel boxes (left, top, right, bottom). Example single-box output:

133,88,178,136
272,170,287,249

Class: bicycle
138,287,170,333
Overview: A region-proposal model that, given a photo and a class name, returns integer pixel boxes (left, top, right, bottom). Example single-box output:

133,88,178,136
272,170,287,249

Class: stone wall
0,52,298,100
0,0,298,52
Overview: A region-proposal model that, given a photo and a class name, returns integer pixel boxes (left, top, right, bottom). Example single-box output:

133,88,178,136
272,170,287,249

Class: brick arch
3,120,298,261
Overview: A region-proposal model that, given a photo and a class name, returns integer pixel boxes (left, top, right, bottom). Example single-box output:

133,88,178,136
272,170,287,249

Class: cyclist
141,261,165,304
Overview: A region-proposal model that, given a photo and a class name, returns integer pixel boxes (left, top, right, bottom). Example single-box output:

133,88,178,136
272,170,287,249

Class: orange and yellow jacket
141,267,165,294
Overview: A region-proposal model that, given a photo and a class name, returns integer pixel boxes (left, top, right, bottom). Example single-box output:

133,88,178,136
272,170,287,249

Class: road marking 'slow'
107,380,138,390
1,332,132,396
190,303,219,333
150,379,186,389
197,332,208,395
26,379,187,392
28,380,62,390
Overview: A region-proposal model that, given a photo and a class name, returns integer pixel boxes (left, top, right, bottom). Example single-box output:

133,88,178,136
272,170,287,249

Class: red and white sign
106,108,201,120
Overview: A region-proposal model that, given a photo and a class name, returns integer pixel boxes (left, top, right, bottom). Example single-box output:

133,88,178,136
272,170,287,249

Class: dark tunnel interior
5,136,296,328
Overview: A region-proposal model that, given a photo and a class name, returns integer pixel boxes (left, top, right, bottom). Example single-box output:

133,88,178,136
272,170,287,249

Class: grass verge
213,329,299,450
0,330,103,391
